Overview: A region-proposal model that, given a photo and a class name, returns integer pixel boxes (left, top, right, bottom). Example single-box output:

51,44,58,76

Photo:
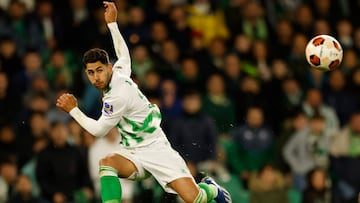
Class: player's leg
99,153,138,203
168,176,232,203
167,177,200,202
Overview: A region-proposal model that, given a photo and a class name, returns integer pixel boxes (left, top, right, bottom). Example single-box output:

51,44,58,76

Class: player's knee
99,154,116,168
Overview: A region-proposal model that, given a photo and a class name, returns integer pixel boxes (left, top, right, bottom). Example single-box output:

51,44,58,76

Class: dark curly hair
82,48,110,67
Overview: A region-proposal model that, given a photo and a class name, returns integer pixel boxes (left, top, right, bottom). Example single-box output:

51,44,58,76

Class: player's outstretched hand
103,1,117,24
56,93,78,113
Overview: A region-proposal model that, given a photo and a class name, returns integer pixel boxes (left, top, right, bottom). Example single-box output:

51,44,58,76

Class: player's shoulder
110,71,136,87
104,72,137,99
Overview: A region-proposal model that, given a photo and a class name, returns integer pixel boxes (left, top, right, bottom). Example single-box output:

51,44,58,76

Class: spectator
158,78,182,133
90,5,115,59
283,114,332,191
186,30,215,78
249,164,288,203
176,57,203,94
236,76,266,123
207,37,227,71
329,112,360,158
0,159,17,203
169,6,191,53
169,89,217,166
251,40,272,81
7,174,40,203
288,33,309,83
240,1,268,41
67,119,83,146
281,78,304,115
310,0,341,26
353,27,360,55
0,124,16,162
269,19,293,60
340,48,359,76
302,167,331,203
36,121,93,203
223,0,248,35
186,0,229,46
130,44,154,85
17,111,49,168
78,130,96,165
32,0,64,54
313,18,331,35
276,110,309,174
154,39,180,77
147,0,172,25
63,0,94,54
0,37,22,80
348,67,360,108
323,69,357,126
148,20,168,57
293,4,314,38
263,59,291,132
23,73,52,105
15,92,50,139
46,88,72,124
232,34,252,61
302,88,340,132
0,0,43,56
227,106,274,185
140,69,161,98
20,136,48,199
45,49,75,90
304,66,329,90
223,53,244,99
123,6,149,47
202,73,236,134
11,49,44,99
335,19,353,49
329,112,360,203
0,71,19,125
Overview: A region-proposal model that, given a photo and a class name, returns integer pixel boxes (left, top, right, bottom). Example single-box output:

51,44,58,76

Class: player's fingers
103,1,115,9
56,100,62,108
58,94,69,102
56,102,61,107
58,96,66,102
66,93,76,100
103,1,112,7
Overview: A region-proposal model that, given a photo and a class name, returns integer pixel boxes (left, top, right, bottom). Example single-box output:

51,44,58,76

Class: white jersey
102,70,163,147
69,22,165,147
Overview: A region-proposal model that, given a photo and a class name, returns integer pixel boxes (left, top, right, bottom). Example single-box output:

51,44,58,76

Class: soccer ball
305,35,343,71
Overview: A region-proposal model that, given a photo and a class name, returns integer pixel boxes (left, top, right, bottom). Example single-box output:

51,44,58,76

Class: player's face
85,61,113,91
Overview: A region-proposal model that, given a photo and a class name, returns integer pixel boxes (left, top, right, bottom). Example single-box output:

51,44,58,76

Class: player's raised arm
56,93,121,137
104,1,131,77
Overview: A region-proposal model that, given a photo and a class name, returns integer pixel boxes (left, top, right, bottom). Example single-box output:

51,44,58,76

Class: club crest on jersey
103,102,113,115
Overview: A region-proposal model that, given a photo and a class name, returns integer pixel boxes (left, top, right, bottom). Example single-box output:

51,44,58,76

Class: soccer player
56,2,232,203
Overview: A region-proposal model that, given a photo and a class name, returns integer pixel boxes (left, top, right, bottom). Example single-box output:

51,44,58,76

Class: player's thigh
168,177,200,203
99,153,137,178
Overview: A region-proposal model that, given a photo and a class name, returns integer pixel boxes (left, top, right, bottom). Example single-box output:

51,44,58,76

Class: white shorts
114,136,193,193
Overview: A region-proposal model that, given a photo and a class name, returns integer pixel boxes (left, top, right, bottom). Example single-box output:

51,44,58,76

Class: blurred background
0,0,360,202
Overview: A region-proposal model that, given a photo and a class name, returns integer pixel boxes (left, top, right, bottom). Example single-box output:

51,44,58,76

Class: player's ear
107,63,113,72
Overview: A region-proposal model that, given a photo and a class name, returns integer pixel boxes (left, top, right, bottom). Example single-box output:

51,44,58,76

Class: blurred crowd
1,0,360,202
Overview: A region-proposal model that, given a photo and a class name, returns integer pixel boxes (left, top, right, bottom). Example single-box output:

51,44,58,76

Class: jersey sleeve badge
103,102,114,116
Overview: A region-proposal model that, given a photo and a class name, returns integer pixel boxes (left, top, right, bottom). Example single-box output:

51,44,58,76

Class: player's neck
103,72,113,93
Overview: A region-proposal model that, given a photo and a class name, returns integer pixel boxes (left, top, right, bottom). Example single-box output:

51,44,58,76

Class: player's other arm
104,1,131,77
56,93,121,137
